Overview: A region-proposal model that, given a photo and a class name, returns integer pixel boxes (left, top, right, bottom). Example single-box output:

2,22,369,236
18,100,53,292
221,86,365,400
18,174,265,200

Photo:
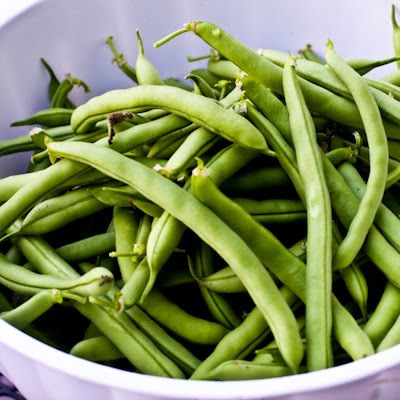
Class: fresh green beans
3,16,400,382
11,108,73,128
326,41,388,271
48,140,304,369
135,30,164,86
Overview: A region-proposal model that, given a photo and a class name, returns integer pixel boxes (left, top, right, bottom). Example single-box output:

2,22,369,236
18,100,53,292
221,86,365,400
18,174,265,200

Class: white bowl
1,0,400,399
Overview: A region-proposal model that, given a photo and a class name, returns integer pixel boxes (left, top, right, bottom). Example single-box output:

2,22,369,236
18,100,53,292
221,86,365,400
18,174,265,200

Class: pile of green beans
2,9,400,381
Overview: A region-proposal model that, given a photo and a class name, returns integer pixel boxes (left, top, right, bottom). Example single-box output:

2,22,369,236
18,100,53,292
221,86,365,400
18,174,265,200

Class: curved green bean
70,85,269,153
326,42,388,271
135,30,164,86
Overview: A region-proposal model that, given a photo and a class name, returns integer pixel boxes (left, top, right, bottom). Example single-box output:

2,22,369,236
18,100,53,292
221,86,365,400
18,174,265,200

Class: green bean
136,30,164,86
192,242,241,329
207,360,295,380
393,5,400,68
50,74,90,109
347,56,400,75
71,86,269,153
331,295,374,360
140,288,229,345
10,108,73,128
339,262,368,320
111,214,153,260
70,336,123,362
113,207,140,283
105,36,138,83
145,212,186,292
377,313,400,352
326,42,389,271
0,114,190,236
191,286,298,380
338,162,400,252
48,140,303,369
55,232,116,263
13,234,78,277
363,282,400,347
285,57,333,371
299,44,324,64
119,257,150,309
0,253,113,297
1,289,62,330
0,167,109,204
6,187,108,239
0,135,38,156
111,215,153,306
